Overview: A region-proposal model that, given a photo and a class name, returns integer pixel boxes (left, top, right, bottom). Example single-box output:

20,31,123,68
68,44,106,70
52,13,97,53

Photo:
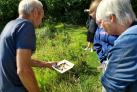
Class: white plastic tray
52,60,74,73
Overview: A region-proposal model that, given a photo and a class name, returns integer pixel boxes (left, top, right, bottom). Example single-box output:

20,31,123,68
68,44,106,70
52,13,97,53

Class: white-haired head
18,0,43,16
96,0,136,26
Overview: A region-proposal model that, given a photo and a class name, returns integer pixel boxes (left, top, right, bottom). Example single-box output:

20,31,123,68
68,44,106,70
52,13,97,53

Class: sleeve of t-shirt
16,21,36,52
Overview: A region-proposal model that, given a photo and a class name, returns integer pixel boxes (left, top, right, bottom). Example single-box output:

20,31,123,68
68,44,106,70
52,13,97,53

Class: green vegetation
0,0,91,27
32,22,101,92
0,0,137,32
0,0,137,91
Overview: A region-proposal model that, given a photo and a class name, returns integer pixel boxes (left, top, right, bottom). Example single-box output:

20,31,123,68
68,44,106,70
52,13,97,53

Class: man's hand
43,62,57,69
31,59,57,69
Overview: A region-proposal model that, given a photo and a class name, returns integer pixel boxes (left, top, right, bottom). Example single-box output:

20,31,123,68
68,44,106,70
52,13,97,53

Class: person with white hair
96,0,137,91
0,0,56,92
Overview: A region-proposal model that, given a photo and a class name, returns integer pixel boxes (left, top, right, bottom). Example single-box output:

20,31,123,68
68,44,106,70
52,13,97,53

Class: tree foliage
0,0,137,27
0,0,19,24
0,0,91,26
41,0,91,24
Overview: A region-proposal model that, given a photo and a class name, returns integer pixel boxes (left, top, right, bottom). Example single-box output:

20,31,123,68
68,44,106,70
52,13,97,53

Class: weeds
33,22,101,92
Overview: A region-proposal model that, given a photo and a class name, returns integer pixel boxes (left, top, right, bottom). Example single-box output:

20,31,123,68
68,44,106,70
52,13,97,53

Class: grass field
32,22,102,92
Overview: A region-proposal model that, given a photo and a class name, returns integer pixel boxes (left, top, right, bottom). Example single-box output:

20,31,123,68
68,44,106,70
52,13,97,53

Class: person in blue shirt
94,27,118,69
88,1,118,91
0,0,56,92
96,0,137,91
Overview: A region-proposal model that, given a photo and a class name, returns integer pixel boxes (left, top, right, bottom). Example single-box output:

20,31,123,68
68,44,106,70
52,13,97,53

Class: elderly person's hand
43,62,57,69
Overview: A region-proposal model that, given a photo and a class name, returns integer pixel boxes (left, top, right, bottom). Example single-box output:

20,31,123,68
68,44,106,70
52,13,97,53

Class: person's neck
18,14,34,24
19,14,32,21
117,22,133,35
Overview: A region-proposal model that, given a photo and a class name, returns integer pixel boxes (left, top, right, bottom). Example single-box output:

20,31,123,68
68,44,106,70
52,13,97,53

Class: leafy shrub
0,0,19,24
1,0,137,32
40,0,92,24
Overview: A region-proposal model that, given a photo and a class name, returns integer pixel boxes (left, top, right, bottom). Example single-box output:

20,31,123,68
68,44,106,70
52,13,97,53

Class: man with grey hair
96,0,137,92
0,0,56,92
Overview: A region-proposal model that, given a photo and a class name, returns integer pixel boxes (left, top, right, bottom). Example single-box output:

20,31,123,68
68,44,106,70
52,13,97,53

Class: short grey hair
18,0,43,15
96,0,136,26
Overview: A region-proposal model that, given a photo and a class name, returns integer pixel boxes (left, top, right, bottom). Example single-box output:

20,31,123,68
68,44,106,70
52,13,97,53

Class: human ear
32,8,39,18
109,14,116,23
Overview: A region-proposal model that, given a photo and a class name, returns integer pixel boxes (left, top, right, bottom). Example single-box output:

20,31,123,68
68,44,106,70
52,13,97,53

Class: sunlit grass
33,22,101,92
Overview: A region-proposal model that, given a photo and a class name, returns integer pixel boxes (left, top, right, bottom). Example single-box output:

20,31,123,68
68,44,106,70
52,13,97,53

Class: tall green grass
33,22,101,92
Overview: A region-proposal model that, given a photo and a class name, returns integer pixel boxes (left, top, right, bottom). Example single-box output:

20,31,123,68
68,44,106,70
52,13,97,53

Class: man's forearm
31,59,54,68
31,59,45,67
17,66,40,92
16,49,41,92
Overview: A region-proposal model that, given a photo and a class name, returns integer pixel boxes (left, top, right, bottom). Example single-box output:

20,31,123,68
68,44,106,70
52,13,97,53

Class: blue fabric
102,23,137,92
0,18,36,92
94,27,118,63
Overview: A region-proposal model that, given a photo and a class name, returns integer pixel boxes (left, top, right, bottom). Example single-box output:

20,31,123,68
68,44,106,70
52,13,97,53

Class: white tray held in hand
52,60,74,73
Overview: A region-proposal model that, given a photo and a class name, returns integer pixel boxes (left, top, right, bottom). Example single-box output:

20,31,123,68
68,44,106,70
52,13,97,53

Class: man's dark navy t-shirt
0,18,36,92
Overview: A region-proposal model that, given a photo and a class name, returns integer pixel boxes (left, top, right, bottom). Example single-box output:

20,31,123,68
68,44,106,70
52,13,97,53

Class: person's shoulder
7,18,33,28
16,18,35,31
121,25,137,36
16,18,33,26
115,25,137,45
127,25,137,33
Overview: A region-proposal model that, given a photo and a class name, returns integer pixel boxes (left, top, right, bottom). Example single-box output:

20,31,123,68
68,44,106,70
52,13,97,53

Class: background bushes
0,0,19,25
0,0,91,26
0,0,137,32
0,0,137,24
41,0,91,24
0,0,19,32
